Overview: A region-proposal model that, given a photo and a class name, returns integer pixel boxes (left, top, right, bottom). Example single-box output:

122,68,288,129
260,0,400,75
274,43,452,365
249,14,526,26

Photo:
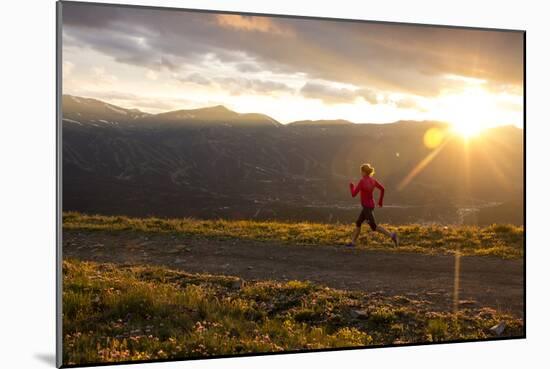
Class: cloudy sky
62,2,524,127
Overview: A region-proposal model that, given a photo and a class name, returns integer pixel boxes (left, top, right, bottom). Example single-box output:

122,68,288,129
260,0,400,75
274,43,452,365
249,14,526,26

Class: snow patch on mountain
105,104,128,115
63,118,83,126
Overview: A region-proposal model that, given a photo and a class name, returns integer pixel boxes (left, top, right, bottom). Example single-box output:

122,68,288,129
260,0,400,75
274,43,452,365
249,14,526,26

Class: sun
451,121,483,139
436,87,497,139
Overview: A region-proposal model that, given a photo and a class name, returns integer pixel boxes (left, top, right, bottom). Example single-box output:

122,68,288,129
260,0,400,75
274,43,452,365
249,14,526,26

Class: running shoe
391,232,399,247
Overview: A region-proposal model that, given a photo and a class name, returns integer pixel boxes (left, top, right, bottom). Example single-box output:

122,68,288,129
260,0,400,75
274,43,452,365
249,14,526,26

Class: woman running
348,163,399,247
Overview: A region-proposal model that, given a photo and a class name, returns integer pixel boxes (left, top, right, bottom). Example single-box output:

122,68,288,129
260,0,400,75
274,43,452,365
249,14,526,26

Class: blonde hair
360,163,375,176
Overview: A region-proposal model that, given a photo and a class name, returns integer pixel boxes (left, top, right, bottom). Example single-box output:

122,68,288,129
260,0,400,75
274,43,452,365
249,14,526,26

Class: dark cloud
62,4,123,28
178,73,212,86
235,62,263,73
300,82,381,105
159,57,179,71
176,72,294,95
217,77,294,95
300,82,357,104
61,2,523,97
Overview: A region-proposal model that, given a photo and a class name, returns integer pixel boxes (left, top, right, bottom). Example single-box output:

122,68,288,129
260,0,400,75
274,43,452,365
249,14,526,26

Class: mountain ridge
61,95,523,133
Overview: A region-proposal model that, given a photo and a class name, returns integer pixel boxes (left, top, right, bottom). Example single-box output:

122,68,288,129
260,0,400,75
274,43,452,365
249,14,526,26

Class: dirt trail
63,230,524,317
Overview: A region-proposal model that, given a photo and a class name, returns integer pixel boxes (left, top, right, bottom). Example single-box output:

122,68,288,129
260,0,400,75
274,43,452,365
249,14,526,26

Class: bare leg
351,226,361,244
376,225,392,238
376,225,399,246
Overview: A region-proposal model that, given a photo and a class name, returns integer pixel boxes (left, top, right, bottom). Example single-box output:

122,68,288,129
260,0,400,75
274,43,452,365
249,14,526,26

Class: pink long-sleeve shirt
349,176,385,208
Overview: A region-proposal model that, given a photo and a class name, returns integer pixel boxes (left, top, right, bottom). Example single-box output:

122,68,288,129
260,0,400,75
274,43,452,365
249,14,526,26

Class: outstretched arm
375,180,385,207
349,182,361,197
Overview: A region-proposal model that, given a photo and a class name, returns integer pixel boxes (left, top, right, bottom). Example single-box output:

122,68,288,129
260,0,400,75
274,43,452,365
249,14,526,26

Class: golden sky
62,3,524,128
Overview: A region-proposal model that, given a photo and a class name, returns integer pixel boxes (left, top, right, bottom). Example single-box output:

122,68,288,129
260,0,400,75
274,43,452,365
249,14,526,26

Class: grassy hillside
63,259,523,366
63,212,524,259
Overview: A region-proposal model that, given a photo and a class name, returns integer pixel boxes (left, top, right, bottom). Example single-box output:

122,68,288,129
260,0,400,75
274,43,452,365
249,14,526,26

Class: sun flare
436,87,502,140
451,121,483,139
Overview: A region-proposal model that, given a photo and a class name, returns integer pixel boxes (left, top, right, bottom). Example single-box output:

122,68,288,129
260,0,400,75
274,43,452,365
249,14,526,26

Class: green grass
63,259,523,366
63,212,524,259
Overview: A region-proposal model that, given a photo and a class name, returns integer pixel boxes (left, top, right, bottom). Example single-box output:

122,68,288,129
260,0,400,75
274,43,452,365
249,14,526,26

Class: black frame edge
57,0,526,33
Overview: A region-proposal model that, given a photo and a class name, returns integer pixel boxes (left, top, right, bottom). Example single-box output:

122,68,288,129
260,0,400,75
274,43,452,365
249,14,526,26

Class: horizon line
62,93,524,129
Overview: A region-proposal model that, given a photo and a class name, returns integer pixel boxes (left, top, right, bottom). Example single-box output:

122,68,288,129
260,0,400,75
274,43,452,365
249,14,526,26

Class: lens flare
423,127,445,149
397,139,448,191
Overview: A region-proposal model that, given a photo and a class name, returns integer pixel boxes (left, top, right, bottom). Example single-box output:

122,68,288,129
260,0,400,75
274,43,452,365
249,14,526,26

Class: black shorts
355,207,377,230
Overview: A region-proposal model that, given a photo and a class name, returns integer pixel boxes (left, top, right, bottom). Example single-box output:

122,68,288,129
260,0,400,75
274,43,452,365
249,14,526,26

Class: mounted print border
56,1,526,367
